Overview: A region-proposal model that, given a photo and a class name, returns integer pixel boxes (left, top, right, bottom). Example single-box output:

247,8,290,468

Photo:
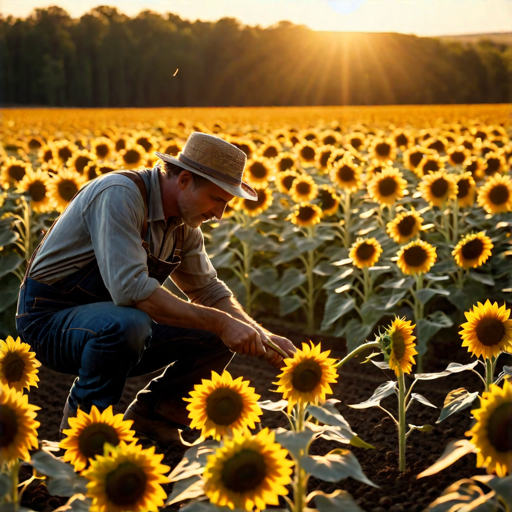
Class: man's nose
212,204,226,220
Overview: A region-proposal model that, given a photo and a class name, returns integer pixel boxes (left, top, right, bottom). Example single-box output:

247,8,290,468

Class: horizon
1,0,511,37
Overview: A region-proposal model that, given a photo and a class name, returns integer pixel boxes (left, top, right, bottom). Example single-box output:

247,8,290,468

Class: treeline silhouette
1,6,511,107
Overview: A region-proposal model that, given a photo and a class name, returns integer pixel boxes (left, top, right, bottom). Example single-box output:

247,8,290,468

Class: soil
18,318,509,512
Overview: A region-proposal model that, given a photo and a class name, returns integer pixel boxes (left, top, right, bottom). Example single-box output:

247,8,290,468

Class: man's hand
219,316,267,356
252,326,296,368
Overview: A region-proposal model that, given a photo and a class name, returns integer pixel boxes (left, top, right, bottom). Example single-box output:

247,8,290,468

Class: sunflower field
0,104,511,511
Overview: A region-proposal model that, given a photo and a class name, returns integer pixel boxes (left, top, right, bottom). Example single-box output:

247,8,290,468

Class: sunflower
386,209,423,244
184,370,262,440
82,441,169,512
288,203,323,228
319,130,340,146
204,428,293,511
349,238,383,269
327,148,348,169
258,141,282,159
134,131,157,153
392,130,413,149
403,146,431,172
239,188,273,217
477,174,512,214
455,172,476,208
460,301,512,359
229,137,256,158
69,150,96,175
290,174,318,203
0,383,40,462
346,132,367,151
418,170,458,207
92,137,116,160
379,317,417,377
315,145,335,172
367,167,407,206
415,154,443,177
300,128,319,142
365,162,385,181
37,143,56,164
0,157,32,188
329,157,361,192
452,232,493,269
47,168,87,212
465,379,512,477
60,405,138,472
25,135,45,151
52,140,78,165
447,145,471,167
298,141,318,164
160,139,183,157
397,239,437,275
0,336,41,393
275,169,298,194
369,138,397,163
465,156,485,180
317,184,340,216
275,152,298,173
118,142,145,170
16,169,52,213
244,157,275,188
483,151,507,177
275,342,338,411
425,136,449,154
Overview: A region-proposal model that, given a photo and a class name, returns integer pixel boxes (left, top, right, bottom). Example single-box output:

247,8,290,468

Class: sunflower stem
292,402,307,512
363,266,371,302
485,357,494,392
11,459,19,508
343,191,352,248
305,226,316,335
413,273,425,373
452,199,459,244
241,240,253,315
398,368,407,472
334,341,381,369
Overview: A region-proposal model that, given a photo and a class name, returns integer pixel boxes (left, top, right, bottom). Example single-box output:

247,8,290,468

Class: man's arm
135,287,268,357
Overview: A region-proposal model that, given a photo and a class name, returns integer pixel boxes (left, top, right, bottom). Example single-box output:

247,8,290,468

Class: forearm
211,296,262,329
135,287,232,336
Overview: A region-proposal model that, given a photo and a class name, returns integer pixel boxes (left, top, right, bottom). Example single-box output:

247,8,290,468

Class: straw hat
155,133,258,201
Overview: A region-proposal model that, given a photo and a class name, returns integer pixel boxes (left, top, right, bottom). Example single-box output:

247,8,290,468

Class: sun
204,428,294,511
452,232,493,269
185,370,262,440
0,335,41,393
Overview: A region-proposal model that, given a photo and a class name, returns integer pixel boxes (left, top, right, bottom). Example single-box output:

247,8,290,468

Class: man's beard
179,201,203,229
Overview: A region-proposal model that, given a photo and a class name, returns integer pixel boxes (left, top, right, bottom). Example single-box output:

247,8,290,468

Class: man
15,132,295,447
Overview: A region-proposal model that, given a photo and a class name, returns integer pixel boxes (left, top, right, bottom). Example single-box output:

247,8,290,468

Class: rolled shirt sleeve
82,184,160,306
170,227,233,307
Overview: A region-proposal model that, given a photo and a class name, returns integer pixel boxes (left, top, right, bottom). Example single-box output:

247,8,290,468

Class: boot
59,400,77,440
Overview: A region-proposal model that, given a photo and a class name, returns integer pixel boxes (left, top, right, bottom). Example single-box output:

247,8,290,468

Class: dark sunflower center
428,140,445,152
263,146,278,158
296,181,312,196
58,147,72,162
463,140,474,151
136,137,152,152
466,160,478,176
250,162,268,179
457,179,470,199
297,205,316,222
431,178,449,198
0,405,18,447
279,157,294,172
292,360,322,392
451,151,466,164
409,151,423,168
355,242,375,262
43,150,53,162
475,318,505,347
304,133,316,141
320,151,331,168
319,190,336,211
376,142,391,157
106,462,147,506
461,239,484,260
487,403,512,453
28,138,42,149
96,144,109,158
123,149,141,165
350,137,363,149
8,165,26,181
475,130,487,141
58,180,78,201
397,215,416,237
221,449,267,492
115,139,126,151
282,175,296,190
323,135,336,145
300,146,316,161
78,423,120,459
337,165,355,182
395,134,408,147
28,181,47,202
164,144,180,156
485,158,500,175
244,191,267,210
392,332,406,361
3,352,26,383
423,160,440,173
489,184,509,205
206,387,243,425
403,246,427,267
378,177,398,197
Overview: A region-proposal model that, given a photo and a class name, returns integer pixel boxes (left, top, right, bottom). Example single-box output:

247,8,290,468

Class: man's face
177,175,235,229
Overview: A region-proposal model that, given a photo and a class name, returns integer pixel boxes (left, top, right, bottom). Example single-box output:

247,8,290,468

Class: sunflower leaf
344,319,373,352
308,489,364,512
468,270,495,286
473,475,512,508
274,268,307,297
0,474,11,501
168,441,219,481
257,399,288,411
416,312,454,356
280,294,303,317
417,439,476,478
348,381,396,409
275,427,317,459
54,494,92,512
436,388,479,423
320,293,355,330
249,266,278,294
0,253,23,279
415,288,450,306
415,361,479,381
410,393,437,409
379,276,414,290
166,475,204,506
306,404,355,436
0,229,18,249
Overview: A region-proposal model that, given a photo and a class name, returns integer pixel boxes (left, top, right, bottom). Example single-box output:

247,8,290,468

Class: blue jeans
16,277,233,422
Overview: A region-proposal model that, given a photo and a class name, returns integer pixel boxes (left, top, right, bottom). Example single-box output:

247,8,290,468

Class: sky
1,0,511,37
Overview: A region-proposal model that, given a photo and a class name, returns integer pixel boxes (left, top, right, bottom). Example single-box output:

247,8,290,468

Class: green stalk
363,266,371,302
241,240,252,315
485,357,493,392
413,273,425,373
292,402,306,512
452,199,459,245
343,191,352,248
305,226,316,335
398,368,407,472
12,459,19,508
334,341,380,369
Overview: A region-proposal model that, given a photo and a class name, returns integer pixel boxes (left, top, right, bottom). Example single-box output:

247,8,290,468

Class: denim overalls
15,169,232,418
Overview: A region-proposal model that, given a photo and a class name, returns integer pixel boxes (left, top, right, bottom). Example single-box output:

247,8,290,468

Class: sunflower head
92,137,116,160
60,405,138,472
386,209,423,244
329,157,361,192
315,145,335,171
52,140,78,164
477,174,512,214
418,170,458,207
346,132,367,151
1,157,32,187
460,301,512,360
16,169,52,213
185,370,262,440
290,174,318,203
403,146,430,171
288,202,323,227
204,428,294,511
370,138,397,163
349,238,383,269
447,145,471,167
240,188,273,217
378,317,417,376
397,239,437,275
0,336,41,393
466,379,512,477
298,141,318,164
455,172,476,208
258,141,282,159
47,168,87,213
483,151,506,177
82,441,170,512
317,184,340,216
275,342,338,411
452,232,493,269
244,157,275,188
367,166,407,206
275,152,297,173
392,130,413,149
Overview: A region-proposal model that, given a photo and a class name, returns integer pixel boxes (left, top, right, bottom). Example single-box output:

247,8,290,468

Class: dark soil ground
19,319,508,512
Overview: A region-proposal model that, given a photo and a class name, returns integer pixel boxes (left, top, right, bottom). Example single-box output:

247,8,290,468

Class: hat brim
154,152,258,201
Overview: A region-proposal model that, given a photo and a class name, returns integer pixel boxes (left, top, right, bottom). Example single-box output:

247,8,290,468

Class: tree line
1,6,510,107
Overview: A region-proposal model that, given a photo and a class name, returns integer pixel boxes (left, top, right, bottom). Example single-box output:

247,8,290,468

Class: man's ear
177,171,194,190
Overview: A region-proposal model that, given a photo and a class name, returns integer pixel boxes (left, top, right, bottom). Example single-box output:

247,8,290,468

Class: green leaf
0,229,19,249
415,361,479,381
257,399,288,411
234,226,257,243
320,293,355,330
407,424,435,434
306,404,356,440
211,251,235,268
309,489,364,512
323,268,354,290
425,273,450,282
168,441,219,482
348,381,396,409
436,388,479,423
446,282,486,312
379,276,414,290
417,311,454,356
0,253,24,279
380,288,408,310
474,475,512,509
313,262,337,276
0,275,22,313
0,473,11,501
249,266,278,295
279,295,303,316
181,501,246,512
360,299,384,325
344,320,373,352
295,237,324,254
418,439,476,478
274,268,307,297
410,393,437,409
415,288,450,306
275,427,316,459
301,449,378,487
166,475,204,506
468,270,495,286
56,495,92,512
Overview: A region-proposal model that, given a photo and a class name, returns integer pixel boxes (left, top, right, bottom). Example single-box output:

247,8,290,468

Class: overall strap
173,225,186,258
115,170,149,240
